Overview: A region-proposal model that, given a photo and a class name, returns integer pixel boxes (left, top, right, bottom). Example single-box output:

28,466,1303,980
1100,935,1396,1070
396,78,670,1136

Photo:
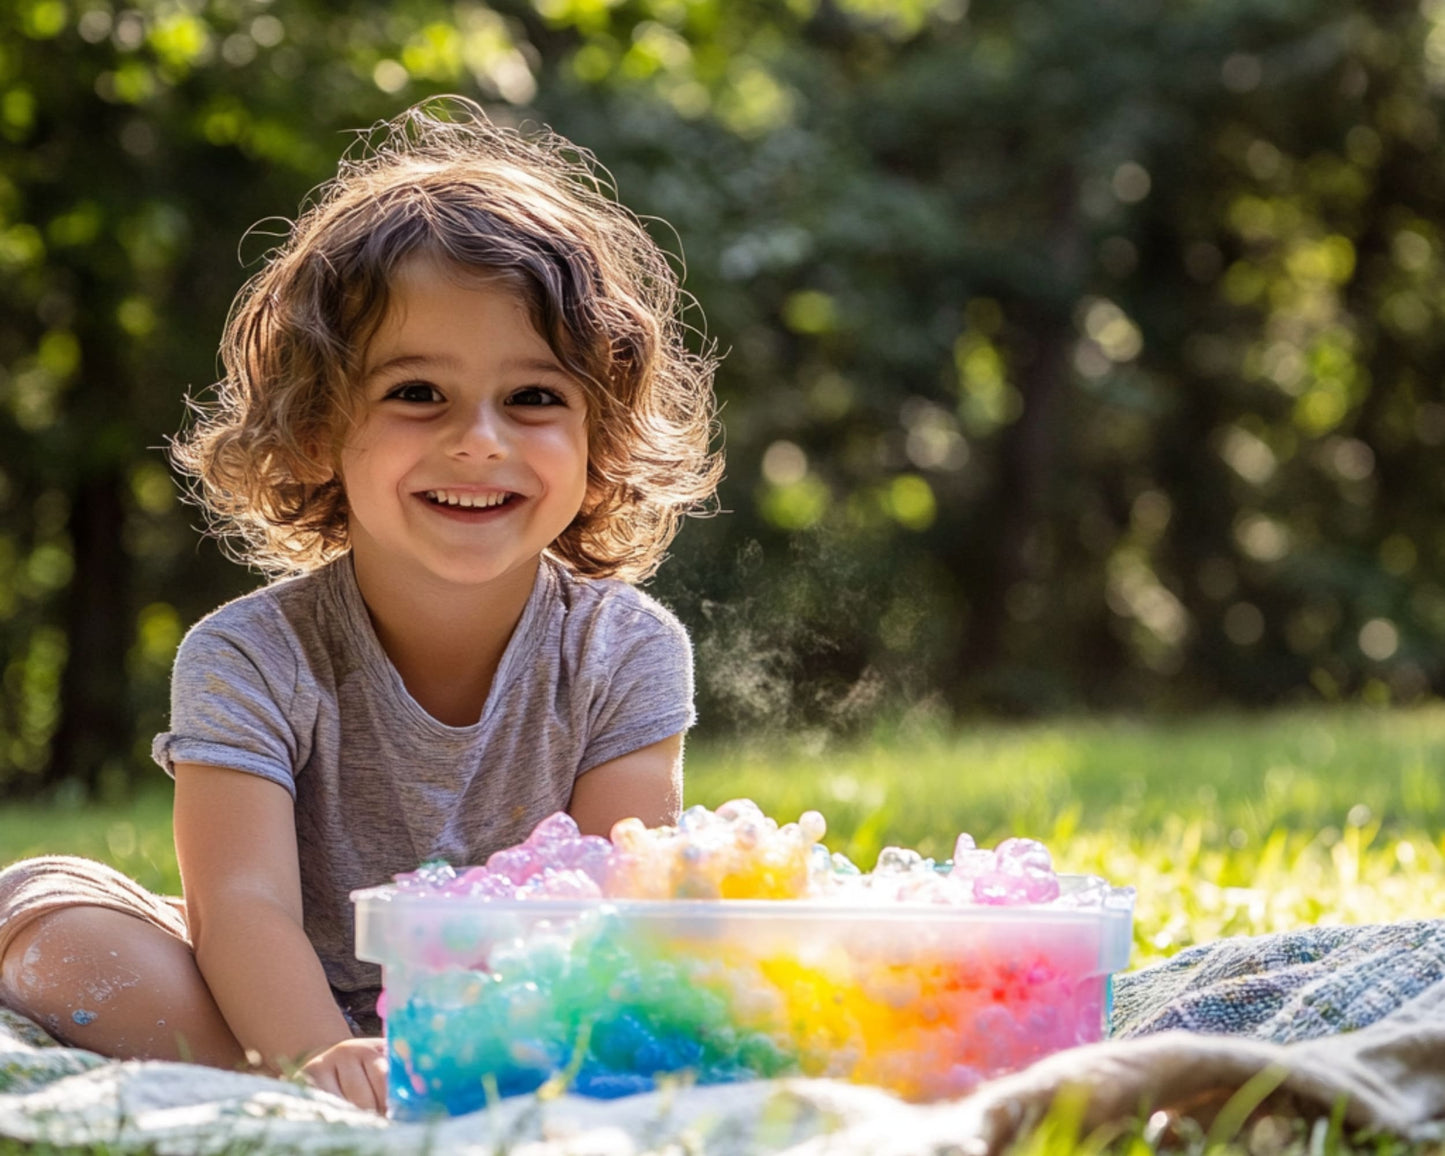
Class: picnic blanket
0,919,1442,1154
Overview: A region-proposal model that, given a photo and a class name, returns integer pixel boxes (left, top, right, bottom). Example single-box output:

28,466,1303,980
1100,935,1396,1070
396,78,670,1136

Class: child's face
338,254,590,594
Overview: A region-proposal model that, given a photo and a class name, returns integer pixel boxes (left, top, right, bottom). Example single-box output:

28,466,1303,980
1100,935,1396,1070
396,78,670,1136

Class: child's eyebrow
363,353,454,381
363,353,571,380
502,357,573,377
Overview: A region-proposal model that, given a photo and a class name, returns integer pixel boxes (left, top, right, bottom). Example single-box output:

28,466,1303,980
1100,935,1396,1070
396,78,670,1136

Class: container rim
350,873,1135,924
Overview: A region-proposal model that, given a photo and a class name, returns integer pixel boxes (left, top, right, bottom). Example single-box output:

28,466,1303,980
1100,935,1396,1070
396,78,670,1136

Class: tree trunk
46,295,135,797
952,307,1072,692
47,467,132,795
950,167,1084,709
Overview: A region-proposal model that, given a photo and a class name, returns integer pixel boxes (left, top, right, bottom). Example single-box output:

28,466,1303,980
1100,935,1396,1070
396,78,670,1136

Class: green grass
2,705,1439,968
2,705,1441,965
686,706,1445,964
1,706,1441,1155
0,786,179,895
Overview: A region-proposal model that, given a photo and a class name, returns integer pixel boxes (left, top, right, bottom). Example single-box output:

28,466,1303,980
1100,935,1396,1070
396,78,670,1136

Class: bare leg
0,906,249,1069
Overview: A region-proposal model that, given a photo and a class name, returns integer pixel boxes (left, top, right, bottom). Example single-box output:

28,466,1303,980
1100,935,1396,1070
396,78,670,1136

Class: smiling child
0,97,722,1114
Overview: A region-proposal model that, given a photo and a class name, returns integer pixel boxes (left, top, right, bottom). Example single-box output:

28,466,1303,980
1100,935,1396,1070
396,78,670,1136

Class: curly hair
172,96,722,582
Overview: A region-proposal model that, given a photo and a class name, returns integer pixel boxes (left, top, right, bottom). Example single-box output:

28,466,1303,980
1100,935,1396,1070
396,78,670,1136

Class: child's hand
300,1038,389,1114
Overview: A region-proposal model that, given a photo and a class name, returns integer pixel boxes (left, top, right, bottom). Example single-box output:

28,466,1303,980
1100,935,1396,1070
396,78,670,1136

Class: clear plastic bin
353,876,1133,1119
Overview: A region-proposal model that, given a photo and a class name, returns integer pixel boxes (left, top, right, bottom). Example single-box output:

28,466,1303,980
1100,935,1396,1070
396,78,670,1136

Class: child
0,97,722,1114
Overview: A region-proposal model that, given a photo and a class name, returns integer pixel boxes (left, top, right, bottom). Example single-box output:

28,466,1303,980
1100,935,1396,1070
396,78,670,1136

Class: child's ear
580,474,608,518
289,440,337,486
306,420,347,483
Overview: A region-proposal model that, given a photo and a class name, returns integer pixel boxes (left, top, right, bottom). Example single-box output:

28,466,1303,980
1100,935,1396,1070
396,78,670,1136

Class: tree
4,0,1444,794
0,0,551,793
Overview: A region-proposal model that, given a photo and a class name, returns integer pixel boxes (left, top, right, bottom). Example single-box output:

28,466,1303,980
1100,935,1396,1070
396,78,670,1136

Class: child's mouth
423,489,518,511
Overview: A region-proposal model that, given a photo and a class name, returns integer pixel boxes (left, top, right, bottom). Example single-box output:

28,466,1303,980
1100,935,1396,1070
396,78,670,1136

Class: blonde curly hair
172,97,722,582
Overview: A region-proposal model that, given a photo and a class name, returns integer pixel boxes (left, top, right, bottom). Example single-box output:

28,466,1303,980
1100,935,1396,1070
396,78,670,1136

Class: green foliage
0,0,565,792
5,0,1445,793
607,0,1445,722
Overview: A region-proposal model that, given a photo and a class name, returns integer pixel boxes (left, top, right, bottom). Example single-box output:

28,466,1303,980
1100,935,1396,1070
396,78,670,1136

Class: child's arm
172,762,385,1110
567,732,684,836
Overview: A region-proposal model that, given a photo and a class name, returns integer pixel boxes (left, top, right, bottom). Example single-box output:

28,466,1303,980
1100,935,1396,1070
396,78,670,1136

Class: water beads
390,799,1095,907
354,800,1135,1119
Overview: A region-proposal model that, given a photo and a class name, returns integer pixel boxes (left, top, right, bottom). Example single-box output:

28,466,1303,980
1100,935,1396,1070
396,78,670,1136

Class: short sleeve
578,601,696,774
150,619,306,798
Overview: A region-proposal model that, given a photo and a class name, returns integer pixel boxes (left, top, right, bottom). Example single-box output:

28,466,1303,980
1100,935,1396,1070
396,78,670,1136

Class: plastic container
352,876,1134,1119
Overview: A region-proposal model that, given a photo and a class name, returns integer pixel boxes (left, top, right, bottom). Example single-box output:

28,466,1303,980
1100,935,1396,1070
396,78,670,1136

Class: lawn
685,707,1444,964
3,707,1441,967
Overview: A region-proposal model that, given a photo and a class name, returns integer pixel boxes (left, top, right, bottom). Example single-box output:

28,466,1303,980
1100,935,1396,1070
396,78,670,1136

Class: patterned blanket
0,921,1441,1154
1112,919,1445,1042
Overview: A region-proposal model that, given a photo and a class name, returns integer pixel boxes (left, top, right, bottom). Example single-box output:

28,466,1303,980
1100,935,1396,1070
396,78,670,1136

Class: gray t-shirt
152,553,693,1030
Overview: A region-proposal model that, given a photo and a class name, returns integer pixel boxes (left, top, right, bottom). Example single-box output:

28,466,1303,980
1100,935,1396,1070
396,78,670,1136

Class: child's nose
447,402,506,459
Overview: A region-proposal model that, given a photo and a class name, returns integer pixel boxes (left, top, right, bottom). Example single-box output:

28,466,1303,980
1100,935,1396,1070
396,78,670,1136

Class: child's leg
1,906,249,1066
0,856,248,1068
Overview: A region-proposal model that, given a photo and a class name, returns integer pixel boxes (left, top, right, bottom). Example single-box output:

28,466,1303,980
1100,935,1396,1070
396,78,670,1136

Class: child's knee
0,856,189,1007
0,907,105,1004
0,914,70,1012
1,906,181,1007
0,905,242,1064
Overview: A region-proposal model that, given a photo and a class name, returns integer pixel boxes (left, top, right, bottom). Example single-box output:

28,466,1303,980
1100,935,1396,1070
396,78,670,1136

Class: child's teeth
428,490,508,508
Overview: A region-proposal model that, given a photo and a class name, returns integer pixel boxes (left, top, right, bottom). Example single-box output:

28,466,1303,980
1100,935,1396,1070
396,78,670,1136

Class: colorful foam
352,800,1134,1119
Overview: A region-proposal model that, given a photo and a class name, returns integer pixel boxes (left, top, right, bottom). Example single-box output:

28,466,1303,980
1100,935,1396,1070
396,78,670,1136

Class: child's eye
507,386,567,407
386,382,444,404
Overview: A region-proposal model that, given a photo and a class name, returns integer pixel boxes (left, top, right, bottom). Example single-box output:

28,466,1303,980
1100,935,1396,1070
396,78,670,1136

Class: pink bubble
523,867,604,900
948,849,996,879
465,872,519,899
553,836,614,881
972,871,1029,906
486,846,545,884
525,812,581,848
388,801,1095,911
995,838,1053,873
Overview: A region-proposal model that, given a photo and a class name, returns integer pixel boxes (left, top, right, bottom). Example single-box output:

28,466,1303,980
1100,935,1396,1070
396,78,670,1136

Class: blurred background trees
1,0,1443,796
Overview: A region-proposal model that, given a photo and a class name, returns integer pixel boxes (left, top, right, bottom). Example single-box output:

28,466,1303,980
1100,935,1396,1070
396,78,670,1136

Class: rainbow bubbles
612,799,830,900
353,801,1135,1119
